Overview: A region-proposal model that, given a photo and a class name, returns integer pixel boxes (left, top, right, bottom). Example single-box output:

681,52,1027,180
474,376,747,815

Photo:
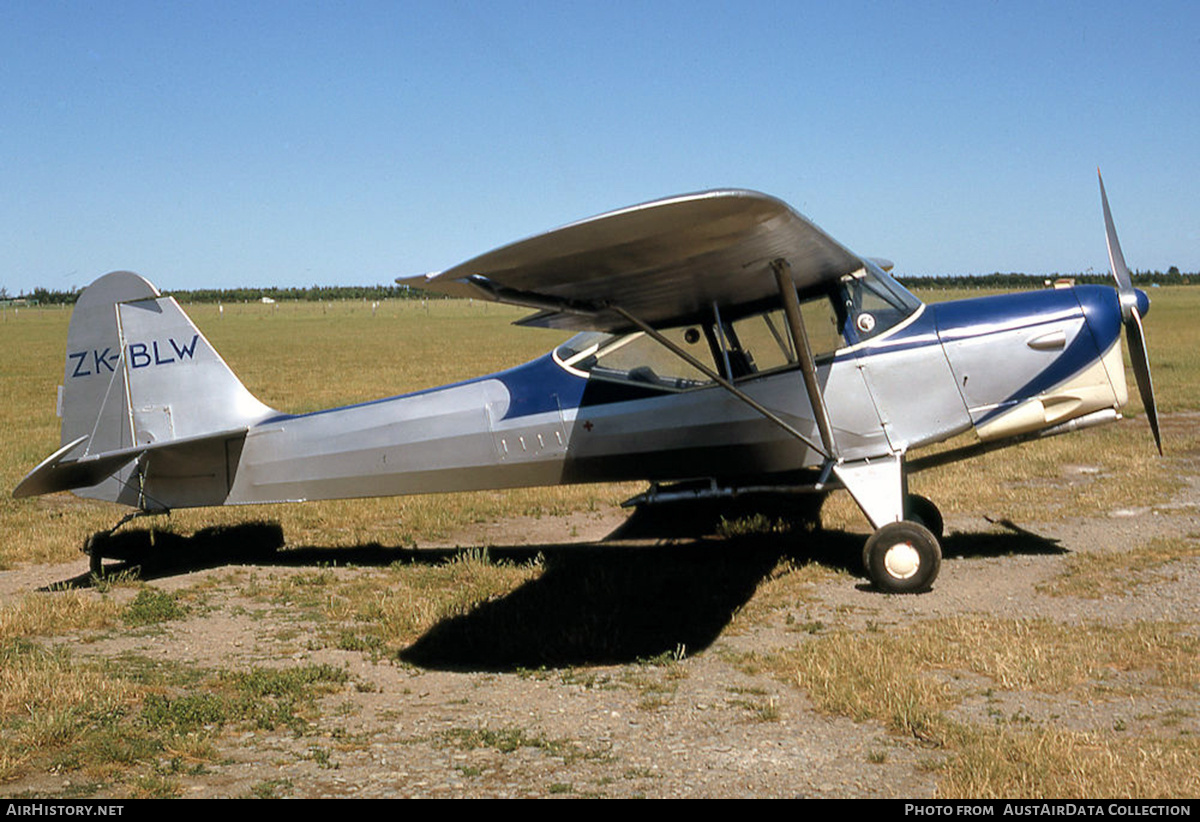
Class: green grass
122,588,187,626
441,725,610,765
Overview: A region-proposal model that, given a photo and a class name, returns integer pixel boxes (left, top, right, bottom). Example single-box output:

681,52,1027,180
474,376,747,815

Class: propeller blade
1099,169,1138,319
1125,307,1163,455
1099,170,1162,454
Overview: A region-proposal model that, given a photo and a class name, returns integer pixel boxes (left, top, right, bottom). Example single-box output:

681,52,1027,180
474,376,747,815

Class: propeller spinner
1099,170,1162,455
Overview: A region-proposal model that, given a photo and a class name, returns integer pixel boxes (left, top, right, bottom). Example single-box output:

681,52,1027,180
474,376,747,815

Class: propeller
1099,169,1162,454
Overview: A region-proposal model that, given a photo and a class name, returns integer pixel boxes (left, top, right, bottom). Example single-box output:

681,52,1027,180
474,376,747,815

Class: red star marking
583,420,594,432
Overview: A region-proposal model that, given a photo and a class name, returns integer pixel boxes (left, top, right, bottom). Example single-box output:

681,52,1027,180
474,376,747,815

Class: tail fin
15,271,276,504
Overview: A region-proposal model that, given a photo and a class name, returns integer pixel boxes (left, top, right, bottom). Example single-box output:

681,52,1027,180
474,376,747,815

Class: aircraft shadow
940,519,1065,561
400,538,791,671
397,522,1064,671
44,522,575,589
41,516,1064,670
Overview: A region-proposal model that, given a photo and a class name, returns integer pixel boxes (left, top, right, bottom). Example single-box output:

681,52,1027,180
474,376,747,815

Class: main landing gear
831,456,945,594
861,493,943,594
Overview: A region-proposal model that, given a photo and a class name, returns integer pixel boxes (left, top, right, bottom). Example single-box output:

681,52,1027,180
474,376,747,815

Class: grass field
1,285,1197,797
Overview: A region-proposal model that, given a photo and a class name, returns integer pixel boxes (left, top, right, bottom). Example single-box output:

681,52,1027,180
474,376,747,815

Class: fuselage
207,284,1133,507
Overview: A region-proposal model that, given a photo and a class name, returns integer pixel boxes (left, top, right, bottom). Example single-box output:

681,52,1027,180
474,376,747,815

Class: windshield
838,262,921,343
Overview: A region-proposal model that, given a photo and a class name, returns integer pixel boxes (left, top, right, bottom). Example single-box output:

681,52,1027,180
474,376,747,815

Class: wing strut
772,259,839,458
606,304,833,460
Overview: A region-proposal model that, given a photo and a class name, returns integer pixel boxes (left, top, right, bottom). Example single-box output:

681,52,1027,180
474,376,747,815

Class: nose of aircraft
1075,285,1124,350
1135,288,1150,318
1075,285,1150,341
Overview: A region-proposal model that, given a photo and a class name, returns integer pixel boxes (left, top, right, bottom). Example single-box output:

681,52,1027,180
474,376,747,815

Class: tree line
4,268,1195,305
896,267,1193,290
3,283,438,306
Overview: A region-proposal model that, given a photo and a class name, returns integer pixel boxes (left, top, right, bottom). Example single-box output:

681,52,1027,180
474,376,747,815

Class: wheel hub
884,542,920,579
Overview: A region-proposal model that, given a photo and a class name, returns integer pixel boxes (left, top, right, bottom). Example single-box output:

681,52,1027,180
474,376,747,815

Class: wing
399,189,869,331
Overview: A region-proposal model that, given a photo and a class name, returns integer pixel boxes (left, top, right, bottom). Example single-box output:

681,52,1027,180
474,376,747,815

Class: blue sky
2,1,1197,295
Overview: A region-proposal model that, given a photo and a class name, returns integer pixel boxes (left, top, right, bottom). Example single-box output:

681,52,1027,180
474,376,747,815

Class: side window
590,329,713,388
556,330,715,390
798,296,845,358
554,289,856,389
729,310,794,373
726,297,845,378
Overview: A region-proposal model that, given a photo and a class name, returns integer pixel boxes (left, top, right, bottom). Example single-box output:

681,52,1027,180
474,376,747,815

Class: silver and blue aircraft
14,173,1160,593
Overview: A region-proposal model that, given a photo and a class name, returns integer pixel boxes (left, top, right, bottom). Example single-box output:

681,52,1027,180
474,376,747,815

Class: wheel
904,493,944,539
862,520,941,594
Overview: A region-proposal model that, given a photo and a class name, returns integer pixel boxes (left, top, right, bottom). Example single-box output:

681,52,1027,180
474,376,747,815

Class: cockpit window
555,328,714,390
553,264,920,389
729,298,843,373
553,299,843,389
839,263,920,343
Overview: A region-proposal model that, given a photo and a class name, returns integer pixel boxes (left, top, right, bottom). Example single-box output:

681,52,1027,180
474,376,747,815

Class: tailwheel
863,520,941,594
84,532,111,579
904,493,944,540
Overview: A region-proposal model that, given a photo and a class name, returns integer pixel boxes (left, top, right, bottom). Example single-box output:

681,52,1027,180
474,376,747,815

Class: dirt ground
3,443,1199,798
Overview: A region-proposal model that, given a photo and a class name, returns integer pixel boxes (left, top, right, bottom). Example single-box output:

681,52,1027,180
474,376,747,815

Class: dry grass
2,288,1198,797
0,641,144,783
938,725,1200,799
1039,536,1200,599
726,556,845,633
735,616,1200,797
785,617,1199,718
0,584,133,783
0,591,121,644
272,550,544,652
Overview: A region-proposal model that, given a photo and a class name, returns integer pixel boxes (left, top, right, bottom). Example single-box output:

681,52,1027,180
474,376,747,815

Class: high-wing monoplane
14,173,1160,592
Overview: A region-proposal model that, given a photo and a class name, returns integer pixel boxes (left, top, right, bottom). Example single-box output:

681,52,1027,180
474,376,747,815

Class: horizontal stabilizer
13,426,255,501
11,436,135,498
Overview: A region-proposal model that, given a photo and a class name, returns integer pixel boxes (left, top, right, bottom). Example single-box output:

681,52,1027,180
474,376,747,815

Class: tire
862,520,941,594
85,533,106,579
904,494,944,540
